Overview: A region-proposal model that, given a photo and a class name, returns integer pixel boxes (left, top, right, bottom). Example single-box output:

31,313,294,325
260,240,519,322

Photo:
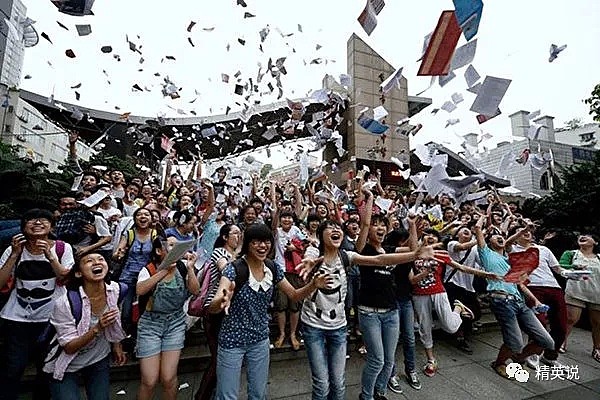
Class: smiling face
110,170,124,185
23,217,52,238
316,204,328,218
243,207,257,224
134,208,152,229
248,239,271,261
488,233,505,251
321,222,344,250
368,220,388,245
457,227,472,242
77,253,109,282
280,215,294,231
578,234,597,249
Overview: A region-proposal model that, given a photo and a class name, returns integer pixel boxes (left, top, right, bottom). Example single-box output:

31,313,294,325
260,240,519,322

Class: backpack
54,210,96,245
188,257,278,317
187,258,218,317
0,241,66,311
41,282,128,361
132,261,188,323
126,228,158,250
230,257,278,300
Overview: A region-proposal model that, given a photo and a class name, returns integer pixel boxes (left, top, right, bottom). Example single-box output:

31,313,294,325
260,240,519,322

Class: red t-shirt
411,259,446,295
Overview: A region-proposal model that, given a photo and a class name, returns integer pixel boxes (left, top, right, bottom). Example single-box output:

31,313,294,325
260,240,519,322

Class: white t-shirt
447,241,481,292
274,225,305,272
511,244,560,288
300,247,356,330
0,242,74,322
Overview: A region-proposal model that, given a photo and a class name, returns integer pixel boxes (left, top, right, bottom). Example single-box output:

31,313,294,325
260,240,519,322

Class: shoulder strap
67,289,83,324
117,282,128,304
444,247,474,284
338,249,350,270
55,240,65,261
176,260,188,280
264,259,278,276
233,258,250,295
146,263,158,276
126,229,136,248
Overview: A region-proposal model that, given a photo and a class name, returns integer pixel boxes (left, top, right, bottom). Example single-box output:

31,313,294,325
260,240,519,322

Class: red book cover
418,11,462,76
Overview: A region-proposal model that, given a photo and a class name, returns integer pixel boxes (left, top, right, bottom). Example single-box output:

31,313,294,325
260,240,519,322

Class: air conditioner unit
16,134,25,142
7,105,14,113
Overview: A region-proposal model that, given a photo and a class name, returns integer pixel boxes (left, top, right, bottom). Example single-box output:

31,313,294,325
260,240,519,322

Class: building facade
323,34,431,187
1,88,94,171
0,0,26,88
470,111,598,197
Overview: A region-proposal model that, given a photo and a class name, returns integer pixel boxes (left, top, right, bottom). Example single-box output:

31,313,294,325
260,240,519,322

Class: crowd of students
0,134,598,400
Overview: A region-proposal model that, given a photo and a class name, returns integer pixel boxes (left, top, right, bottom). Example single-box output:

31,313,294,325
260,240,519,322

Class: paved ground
103,326,600,400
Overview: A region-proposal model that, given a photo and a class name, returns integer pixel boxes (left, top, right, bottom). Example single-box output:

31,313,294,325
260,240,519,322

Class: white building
1,88,94,171
0,0,27,88
554,123,600,150
469,111,598,197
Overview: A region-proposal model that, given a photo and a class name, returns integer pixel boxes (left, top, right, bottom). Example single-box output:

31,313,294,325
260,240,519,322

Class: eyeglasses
250,239,271,247
26,218,51,226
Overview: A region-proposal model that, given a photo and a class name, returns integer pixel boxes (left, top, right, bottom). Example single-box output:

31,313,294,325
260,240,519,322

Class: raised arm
355,188,374,253
473,215,486,249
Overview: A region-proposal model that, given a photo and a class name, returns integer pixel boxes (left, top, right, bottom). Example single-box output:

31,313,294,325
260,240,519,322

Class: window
540,171,562,190
579,132,595,142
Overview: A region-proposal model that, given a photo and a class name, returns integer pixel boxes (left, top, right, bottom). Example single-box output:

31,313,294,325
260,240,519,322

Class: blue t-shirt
164,227,194,242
477,245,522,300
218,261,284,349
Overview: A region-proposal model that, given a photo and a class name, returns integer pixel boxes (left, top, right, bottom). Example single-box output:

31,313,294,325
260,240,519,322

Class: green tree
563,117,583,130
0,142,70,218
523,152,600,234
584,83,600,123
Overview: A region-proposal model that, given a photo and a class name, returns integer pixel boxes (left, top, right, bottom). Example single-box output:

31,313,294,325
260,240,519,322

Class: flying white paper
469,76,512,116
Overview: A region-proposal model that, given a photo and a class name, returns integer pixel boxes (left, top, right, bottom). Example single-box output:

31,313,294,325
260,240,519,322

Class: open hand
221,281,236,315
295,256,323,281
312,272,334,289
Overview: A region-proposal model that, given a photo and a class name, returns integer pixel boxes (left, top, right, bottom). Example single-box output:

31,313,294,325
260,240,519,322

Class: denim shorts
136,311,186,358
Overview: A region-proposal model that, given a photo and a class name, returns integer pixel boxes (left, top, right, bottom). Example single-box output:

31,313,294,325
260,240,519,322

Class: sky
17,0,600,167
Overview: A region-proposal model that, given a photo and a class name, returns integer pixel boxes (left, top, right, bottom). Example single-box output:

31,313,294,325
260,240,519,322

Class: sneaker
453,300,475,319
541,356,568,369
373,393,388,400
406,371,422,390
387,375,403,394
526,354,540,369
456,338,473,355
423,359,438,377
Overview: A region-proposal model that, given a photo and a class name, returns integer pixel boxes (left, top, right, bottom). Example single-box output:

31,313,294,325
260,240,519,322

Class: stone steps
22,310,499,384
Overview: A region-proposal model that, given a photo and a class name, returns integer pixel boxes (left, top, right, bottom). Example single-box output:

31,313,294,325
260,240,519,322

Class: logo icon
506,363,530,383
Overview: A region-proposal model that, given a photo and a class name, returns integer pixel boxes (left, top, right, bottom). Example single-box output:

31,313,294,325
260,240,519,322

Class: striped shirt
203,247,234,308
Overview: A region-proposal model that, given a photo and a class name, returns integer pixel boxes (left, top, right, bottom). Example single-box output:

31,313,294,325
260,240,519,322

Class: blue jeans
216,338,270,400
359,308,399,400
0,320,49,400
489,297,555,353
48,356,110,400
391,298,416,376
302,324,347,400
119,282,136,334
